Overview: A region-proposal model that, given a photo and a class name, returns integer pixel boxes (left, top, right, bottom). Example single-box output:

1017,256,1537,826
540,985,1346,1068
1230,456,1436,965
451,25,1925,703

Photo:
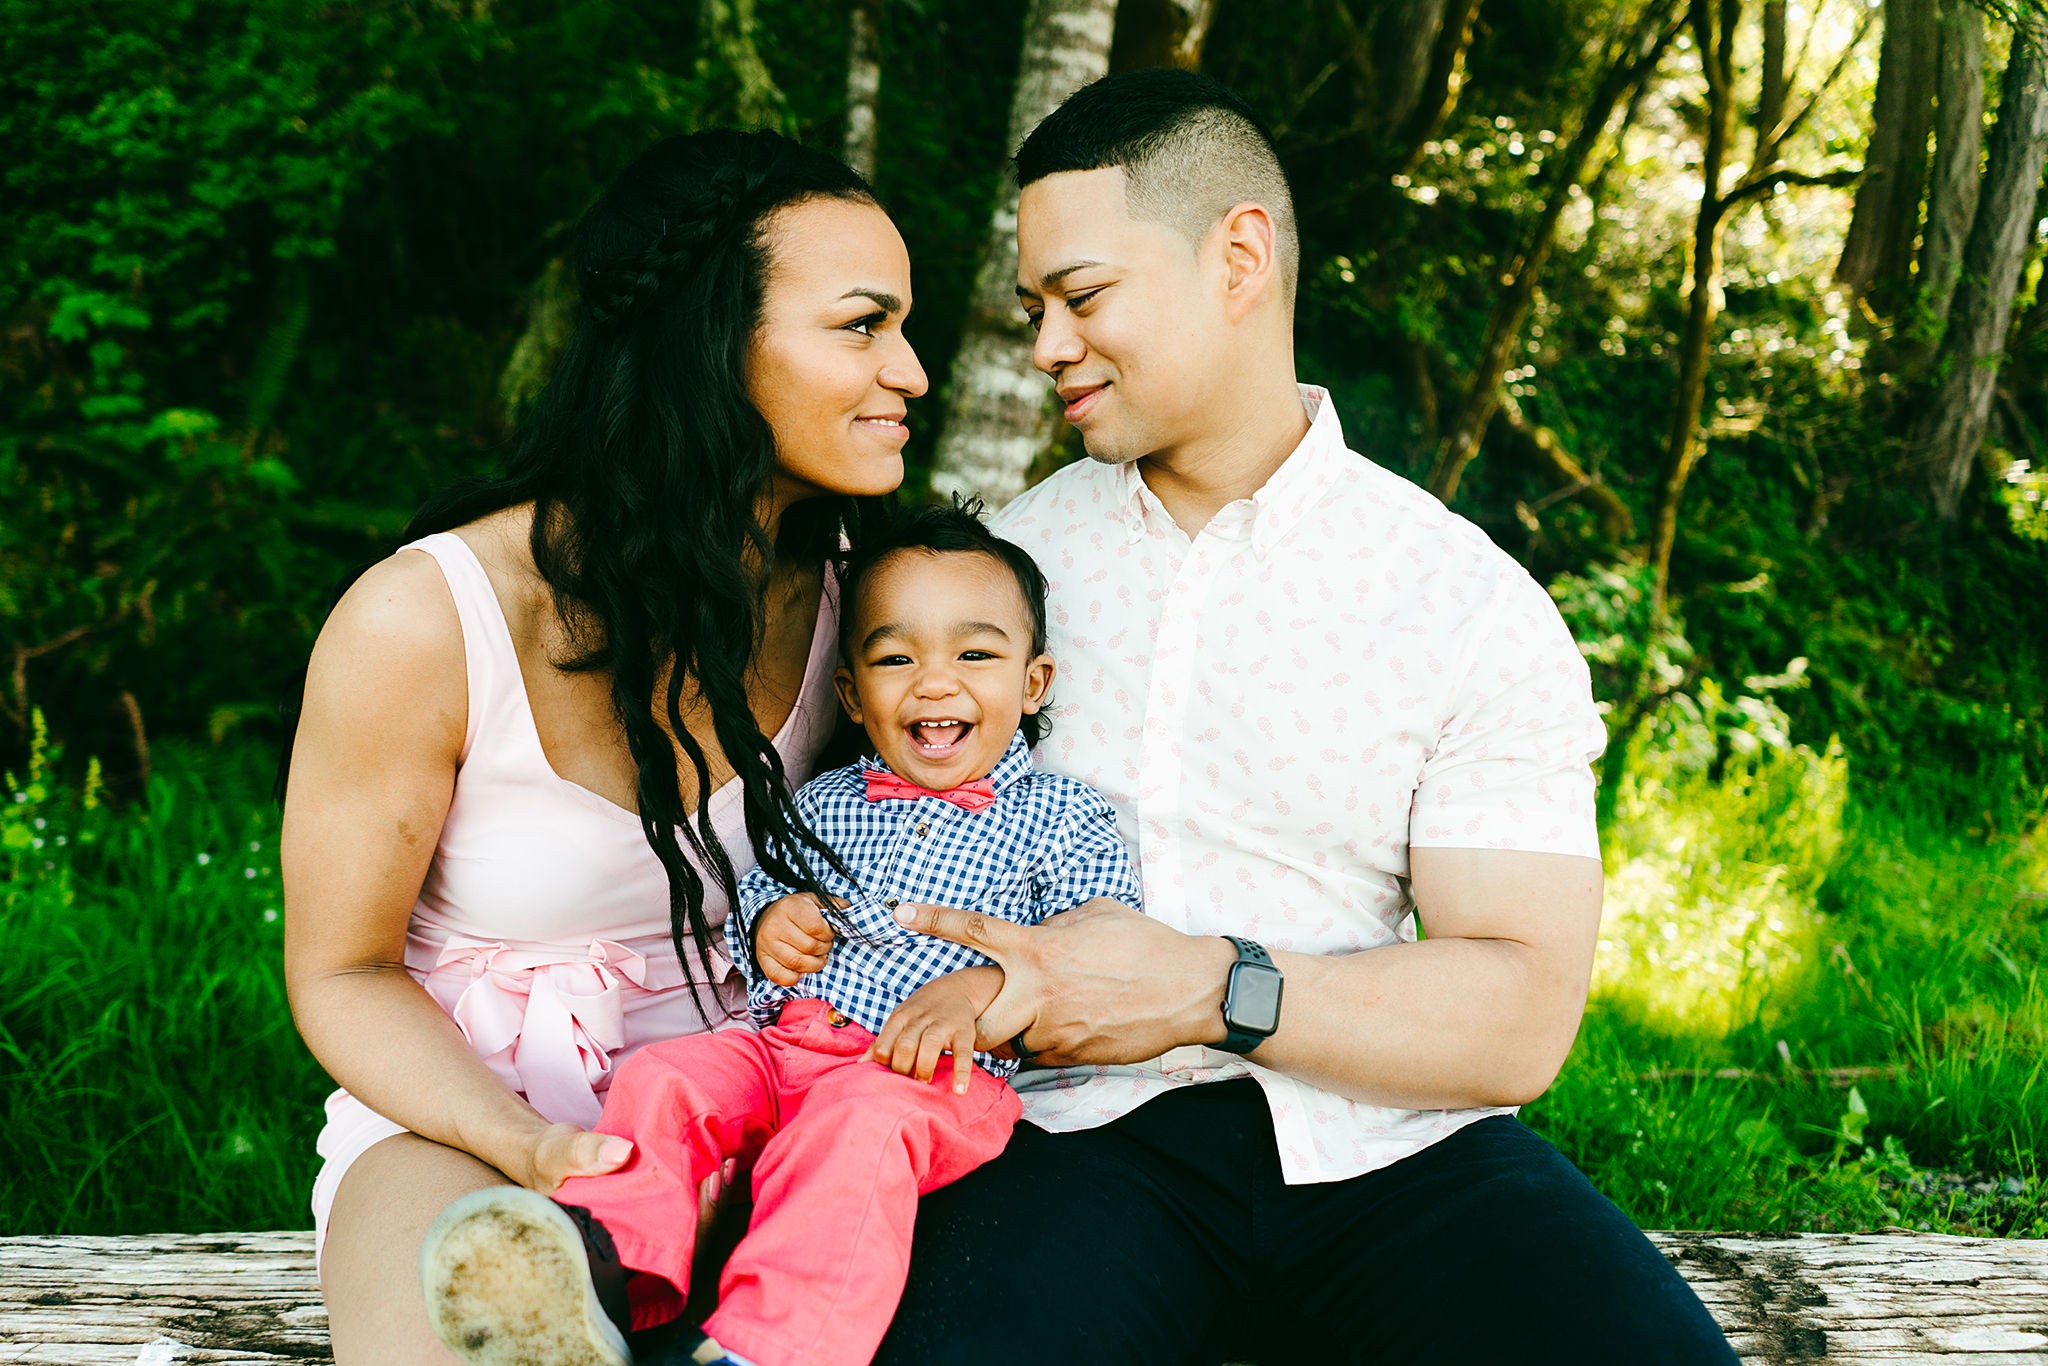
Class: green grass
1524,732,2047,1237
0,726,2041,1236
0,736,326,1235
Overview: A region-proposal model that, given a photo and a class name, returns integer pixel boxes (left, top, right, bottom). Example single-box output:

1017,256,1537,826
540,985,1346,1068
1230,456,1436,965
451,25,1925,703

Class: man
876,71,1735,1364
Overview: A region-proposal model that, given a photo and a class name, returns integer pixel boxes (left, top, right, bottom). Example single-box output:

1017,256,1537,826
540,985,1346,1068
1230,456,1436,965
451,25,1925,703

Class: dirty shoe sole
420,1186,632,1366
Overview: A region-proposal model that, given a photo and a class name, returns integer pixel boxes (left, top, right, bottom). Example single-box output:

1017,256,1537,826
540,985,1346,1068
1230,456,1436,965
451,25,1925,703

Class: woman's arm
281,549,626,1192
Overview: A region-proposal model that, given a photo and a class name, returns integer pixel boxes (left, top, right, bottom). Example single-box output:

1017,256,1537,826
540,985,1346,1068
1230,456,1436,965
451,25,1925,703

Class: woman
281,130,926,1364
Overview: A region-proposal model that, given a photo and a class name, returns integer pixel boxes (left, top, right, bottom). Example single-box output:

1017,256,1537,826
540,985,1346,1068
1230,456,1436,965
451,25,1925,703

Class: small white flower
196,852,211,866
244,868,257,879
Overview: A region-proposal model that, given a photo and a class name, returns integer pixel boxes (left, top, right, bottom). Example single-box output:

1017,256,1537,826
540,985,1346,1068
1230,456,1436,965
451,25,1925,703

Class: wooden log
1,1229,2044,1363
1648,1230,2048,1363
0,1232,325,1363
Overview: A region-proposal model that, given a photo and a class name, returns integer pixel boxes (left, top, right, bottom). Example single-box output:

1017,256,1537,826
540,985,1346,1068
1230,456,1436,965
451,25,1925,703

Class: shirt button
916,823,930,837
827,1009,850,1027
884,898,900,909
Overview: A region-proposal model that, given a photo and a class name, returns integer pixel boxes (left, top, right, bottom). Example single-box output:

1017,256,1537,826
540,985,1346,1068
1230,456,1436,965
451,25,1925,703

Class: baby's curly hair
839,497,1053,747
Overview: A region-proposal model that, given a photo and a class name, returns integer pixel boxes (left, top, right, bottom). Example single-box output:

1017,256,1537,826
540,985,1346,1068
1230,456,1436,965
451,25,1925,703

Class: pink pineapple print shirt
989,384,1607,1185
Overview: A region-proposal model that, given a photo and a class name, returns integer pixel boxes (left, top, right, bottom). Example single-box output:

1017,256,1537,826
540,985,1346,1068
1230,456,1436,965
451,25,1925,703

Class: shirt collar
1112,384,1349,559
858,729,1035,796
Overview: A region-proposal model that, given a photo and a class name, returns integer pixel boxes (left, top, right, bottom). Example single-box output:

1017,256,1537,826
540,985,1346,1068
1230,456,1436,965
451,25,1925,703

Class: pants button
827,1009,849,1027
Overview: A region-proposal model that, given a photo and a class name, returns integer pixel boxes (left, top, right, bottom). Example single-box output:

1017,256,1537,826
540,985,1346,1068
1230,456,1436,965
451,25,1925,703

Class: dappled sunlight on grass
1593,737,1846,1033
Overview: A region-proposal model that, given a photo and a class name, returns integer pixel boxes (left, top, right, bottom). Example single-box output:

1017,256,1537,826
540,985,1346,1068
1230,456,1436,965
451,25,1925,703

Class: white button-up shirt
990,385,1606,1184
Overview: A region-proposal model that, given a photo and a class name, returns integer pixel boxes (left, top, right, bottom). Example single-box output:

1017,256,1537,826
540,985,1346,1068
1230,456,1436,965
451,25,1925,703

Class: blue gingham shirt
729,731,1140,1076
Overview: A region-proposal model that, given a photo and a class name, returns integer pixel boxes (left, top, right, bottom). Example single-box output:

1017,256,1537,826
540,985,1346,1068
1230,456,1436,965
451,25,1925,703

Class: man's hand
891,899,1234,1067
753,893,843,986
871,966,1004,1094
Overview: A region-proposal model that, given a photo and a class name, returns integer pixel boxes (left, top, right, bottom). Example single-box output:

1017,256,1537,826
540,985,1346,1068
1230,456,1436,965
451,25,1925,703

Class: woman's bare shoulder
319,547,464,666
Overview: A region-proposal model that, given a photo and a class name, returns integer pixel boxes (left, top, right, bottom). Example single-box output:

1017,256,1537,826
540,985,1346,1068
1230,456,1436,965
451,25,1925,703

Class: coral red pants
556,998,1021,1366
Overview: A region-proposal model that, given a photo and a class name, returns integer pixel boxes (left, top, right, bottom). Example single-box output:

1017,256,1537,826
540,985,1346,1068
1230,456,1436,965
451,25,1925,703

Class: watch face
1227,963,1284,1034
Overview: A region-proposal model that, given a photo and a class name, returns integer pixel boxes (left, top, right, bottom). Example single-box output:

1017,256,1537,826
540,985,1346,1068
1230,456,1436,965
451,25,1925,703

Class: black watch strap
1218,935,1283,1054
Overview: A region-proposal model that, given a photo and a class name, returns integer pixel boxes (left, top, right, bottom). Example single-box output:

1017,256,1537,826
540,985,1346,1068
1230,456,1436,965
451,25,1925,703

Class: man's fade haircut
1014,69,1298,301
839,496,1053,748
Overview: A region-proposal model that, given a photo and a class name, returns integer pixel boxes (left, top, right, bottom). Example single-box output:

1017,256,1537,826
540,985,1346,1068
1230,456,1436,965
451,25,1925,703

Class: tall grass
0,733,326,1234
0,721,2040,1235
1524,725,2048,1236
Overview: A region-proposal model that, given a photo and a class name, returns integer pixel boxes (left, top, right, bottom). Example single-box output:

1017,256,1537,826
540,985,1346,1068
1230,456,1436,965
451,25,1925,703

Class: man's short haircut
840,497,1052,746
1015,69,1298,300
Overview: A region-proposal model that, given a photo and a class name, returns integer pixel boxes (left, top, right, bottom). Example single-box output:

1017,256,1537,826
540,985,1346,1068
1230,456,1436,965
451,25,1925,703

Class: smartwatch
1217,936,1284,1054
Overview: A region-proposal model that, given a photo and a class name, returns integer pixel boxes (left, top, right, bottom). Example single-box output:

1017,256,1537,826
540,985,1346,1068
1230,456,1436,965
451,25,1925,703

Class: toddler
421,503,1139,1366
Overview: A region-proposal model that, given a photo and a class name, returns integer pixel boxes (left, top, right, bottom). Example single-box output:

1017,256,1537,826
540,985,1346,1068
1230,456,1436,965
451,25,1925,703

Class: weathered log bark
1424,0,1682,504
1107,0,1216,72
843,0,884,183
1914,0,1988,336
1835,0,1939,305
6,1229,2045,1363
1914,33,2048,519
929,0,1117,508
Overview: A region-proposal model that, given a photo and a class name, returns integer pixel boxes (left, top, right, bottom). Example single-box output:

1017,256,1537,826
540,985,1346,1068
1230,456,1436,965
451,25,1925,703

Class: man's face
1016,168,1225,467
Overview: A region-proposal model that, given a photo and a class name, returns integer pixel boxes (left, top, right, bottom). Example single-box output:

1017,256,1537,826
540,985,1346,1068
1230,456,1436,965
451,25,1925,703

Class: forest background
2,0,2046,1239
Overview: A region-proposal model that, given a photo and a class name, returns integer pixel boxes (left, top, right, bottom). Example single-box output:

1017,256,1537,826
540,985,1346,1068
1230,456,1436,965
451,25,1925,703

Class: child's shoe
420,1185,634,1365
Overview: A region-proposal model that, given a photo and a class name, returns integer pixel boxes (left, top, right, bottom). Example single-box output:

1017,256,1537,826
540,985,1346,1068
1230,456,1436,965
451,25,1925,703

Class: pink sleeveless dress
308,532,841,1255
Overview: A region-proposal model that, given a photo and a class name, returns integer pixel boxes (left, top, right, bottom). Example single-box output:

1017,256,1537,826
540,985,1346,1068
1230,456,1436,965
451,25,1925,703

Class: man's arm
892,845,1601,1112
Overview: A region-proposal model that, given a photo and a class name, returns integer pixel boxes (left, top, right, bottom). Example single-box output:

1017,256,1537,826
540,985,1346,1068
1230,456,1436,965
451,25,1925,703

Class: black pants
874,1079,1736,1365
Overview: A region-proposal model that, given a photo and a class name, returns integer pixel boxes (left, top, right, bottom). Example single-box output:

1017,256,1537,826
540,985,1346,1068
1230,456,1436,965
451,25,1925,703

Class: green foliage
0,741,324,1234
1527,731,2046,1237
1,0,1029,771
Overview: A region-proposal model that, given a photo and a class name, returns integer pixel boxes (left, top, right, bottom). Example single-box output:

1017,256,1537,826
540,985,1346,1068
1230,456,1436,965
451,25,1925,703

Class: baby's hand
873,972,989,1095
753,893,842,986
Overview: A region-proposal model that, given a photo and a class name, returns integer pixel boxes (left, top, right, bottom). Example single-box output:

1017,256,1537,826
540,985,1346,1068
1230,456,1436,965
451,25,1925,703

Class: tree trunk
498,258,577,428
1834,0,1939,305
1648,0,1742,612
843,0,883,183
929,0,1117,507
1424,0,1681,503
1916,33,2048,519
1913,0,1987,336
702,0,794,131
1107,0,1216,72
1756,0,1788,164
1393,0,1484,174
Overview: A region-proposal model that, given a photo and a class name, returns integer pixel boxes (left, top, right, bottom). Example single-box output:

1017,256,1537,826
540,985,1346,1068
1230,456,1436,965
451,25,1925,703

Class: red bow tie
863,769,998,813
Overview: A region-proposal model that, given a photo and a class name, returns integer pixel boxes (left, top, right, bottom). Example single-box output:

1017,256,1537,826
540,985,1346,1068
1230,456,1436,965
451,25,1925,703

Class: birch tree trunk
843,0,883,182
1915,34,2048,519
1834,0,1939,304
1913,0,1987,335
1107,0,1216,72
929,0,1117,507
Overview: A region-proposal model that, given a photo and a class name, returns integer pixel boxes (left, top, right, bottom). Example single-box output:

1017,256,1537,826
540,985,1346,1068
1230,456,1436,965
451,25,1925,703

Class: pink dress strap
310,530,842,1257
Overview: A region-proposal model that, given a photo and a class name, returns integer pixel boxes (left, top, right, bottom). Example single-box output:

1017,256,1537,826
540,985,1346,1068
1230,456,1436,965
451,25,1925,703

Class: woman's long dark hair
282,130,885,1008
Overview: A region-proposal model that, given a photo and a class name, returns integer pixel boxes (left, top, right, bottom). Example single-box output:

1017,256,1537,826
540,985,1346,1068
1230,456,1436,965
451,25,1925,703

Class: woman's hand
520,1123,636,1194
528,1125,739,1245
872,966,1005,1094
753,892,843,985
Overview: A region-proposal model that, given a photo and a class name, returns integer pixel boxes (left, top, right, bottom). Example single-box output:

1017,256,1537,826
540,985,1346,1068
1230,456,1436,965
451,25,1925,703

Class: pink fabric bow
424,935,682,1130
862,769,997,812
